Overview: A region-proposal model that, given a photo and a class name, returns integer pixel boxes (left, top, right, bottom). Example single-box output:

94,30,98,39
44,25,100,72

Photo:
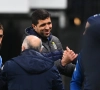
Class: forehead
0,29,3,34
37,17,51,24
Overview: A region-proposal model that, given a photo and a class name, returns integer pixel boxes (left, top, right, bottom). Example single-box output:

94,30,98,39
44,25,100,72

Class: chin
45,35,50,37
41,35,47,38
42,33,50,38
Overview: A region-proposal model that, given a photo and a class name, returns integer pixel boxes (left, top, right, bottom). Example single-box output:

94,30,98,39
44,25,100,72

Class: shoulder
51,35,63,49
51,35,60,41
2,60,14,72
51,35,61,45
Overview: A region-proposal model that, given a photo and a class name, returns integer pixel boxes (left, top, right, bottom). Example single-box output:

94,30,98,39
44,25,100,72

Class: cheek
35,27,41,32
50,24,52,27
49,24,52,29
36,27,44,33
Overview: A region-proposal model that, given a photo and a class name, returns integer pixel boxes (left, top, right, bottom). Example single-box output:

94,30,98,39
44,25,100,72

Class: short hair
0,23,4,31
31,9,51,25
22,35,42,51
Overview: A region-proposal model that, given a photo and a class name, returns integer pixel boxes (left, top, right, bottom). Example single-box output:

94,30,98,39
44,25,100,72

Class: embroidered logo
52,42,57,49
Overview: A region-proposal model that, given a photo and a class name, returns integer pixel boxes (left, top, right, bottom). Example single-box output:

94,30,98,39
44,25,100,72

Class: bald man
0,35,64,90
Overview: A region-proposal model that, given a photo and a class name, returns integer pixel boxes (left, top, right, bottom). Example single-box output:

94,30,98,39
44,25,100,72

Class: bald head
22,35,42,52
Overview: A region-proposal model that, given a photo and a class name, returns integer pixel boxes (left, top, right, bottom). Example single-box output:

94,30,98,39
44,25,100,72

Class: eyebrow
40,23,46,27
39,21,51,27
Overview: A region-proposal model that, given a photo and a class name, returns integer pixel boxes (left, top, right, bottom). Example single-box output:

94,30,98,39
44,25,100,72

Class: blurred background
0,0,100,90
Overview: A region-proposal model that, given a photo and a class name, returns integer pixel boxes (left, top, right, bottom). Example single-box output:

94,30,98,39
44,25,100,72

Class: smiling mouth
45,33,49,35
44,31,50,33
45,32,50,35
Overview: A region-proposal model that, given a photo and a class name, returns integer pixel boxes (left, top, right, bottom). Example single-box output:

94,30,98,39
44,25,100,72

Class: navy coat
1,49,64,90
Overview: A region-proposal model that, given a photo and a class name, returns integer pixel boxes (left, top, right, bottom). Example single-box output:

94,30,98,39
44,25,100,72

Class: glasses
0,35,3,38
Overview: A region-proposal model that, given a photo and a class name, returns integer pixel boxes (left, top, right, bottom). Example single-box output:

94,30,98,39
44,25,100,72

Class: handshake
61,47,78,66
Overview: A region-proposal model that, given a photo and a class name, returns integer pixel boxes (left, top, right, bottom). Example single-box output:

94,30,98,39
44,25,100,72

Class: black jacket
1,49,64,90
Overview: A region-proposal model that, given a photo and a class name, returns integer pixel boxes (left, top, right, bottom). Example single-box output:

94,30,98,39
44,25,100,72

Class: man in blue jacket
0,35,65,90
70,14,100,90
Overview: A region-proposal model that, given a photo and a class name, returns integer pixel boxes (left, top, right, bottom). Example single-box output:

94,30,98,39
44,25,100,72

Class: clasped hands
61,47,78,66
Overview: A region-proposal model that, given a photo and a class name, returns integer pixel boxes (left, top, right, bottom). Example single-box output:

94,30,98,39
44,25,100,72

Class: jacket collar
25,27,52,41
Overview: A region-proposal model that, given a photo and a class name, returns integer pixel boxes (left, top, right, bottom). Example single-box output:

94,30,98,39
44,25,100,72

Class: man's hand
61,47,78,66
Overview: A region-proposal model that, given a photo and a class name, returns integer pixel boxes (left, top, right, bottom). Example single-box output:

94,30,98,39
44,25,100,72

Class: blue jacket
1,49,64,90
70,53,84,90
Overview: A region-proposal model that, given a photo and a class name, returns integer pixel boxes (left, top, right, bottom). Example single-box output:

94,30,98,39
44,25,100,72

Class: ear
39,48,42,52
39,46,44,52
21,46,25,51
32,24,36,29
85,22,90,29
83,22,90,35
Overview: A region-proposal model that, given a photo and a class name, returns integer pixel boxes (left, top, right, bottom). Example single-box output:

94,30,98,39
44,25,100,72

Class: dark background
0,0,100,90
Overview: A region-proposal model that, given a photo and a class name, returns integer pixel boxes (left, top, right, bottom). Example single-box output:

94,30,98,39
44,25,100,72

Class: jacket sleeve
52,35,76,77
52,66,65,90
70,53,84,90
55,60,75,77
0,70,7,90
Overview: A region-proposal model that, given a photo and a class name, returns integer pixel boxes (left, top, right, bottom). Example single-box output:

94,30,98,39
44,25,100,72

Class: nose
45,24,49,29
